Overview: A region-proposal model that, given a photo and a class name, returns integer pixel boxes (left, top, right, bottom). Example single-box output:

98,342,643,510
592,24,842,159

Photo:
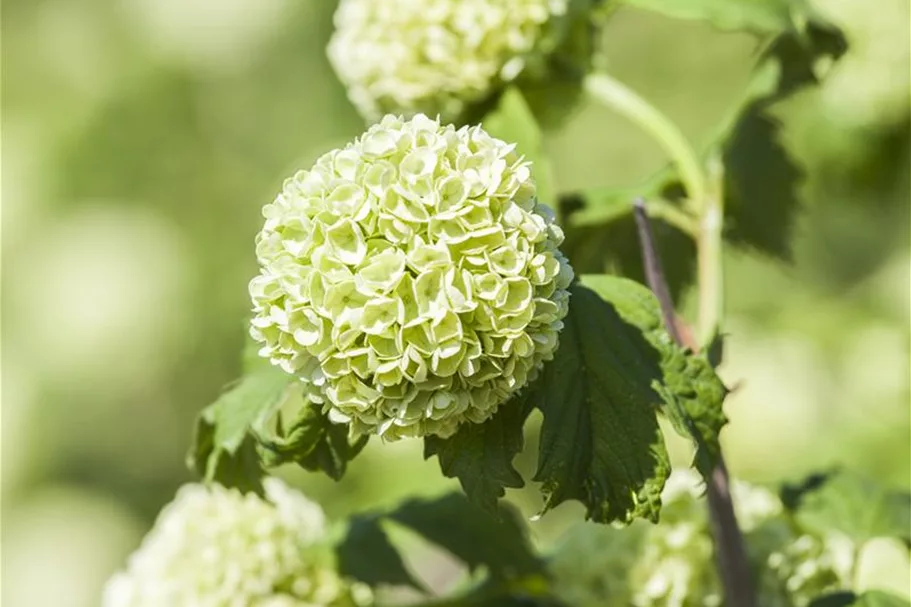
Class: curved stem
584,73,707,209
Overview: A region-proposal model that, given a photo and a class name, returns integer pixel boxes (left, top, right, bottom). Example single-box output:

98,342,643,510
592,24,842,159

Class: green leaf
855,592,911,607
808,592,864,607
616,0,797,34
424,391,534,514
211,366,293,453
780,470,834,512
533,281,670,524
483,87,556,210
722,111,801,260
580,275,728,481
187,366,293,492
794,471,911,543
809,591,911,607
388,493,545,581
254,392,368,481
561,172,697,300
721,17,847,259
188,408,264,494
336,515,425,591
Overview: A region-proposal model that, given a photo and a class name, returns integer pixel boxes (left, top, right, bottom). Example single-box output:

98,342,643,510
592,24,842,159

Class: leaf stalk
584,73,707,211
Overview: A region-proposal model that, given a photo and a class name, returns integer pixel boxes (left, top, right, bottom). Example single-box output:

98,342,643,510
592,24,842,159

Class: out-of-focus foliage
547,470,909,607
2,0,908,605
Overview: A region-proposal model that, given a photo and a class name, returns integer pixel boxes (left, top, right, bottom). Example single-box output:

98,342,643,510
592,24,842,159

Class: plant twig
633,199,756,607
585,73,707,212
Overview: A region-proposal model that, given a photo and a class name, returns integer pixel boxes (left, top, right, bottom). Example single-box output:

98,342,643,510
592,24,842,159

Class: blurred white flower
549,470,852,607
102,479,362,607
250,114,572,439
327,0,569,122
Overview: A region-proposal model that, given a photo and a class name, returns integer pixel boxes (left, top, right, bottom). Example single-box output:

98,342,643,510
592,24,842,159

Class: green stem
697,155,725,347
650,198,700,237
584,73,707,210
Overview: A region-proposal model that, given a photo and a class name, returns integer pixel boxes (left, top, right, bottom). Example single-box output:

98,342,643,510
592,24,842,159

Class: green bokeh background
2,1,908,605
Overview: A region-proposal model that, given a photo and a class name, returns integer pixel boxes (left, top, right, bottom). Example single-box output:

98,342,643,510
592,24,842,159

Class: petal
325,218,367,266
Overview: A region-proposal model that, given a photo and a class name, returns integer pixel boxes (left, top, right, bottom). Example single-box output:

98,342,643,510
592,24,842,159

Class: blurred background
2,0,908,605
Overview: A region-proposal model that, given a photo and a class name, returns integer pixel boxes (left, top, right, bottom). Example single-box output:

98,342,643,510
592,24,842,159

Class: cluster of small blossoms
249,114,573,440
327,0,569,122
549,470,852,607
760,531,855,606
102,479,367,607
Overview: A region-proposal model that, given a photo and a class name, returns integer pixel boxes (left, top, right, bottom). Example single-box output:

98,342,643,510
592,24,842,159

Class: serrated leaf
721,17,847,259
533,282,670,524
483,87,556,210
617,0,797,34
424,391,534,514
188,409,263,494
255,393,368,481
722,110,802,259
211,366,293,453
809,591,911,607
336,515,425,591
579,274,728,481
187,367,293,492
794,471,911,543
388,493,544,581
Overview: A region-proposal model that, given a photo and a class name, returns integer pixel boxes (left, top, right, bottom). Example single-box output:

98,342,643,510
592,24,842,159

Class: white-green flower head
102,479,361,607
249,114,573,440
327,0,570,122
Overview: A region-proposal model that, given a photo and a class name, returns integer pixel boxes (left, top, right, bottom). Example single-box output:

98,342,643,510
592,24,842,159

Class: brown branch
633,198,757,607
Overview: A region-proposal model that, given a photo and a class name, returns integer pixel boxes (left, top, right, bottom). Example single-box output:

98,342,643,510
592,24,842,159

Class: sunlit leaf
187,366,293,492
580,275,727,480
533,282,671,523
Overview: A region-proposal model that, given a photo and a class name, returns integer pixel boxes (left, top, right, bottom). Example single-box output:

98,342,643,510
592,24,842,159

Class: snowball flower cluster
102,479,363,607
548,470,852,607
250,114,573,440
328,0,569,122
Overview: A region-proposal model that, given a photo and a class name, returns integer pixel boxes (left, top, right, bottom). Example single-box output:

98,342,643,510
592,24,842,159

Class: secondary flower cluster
327,0,569,122
102,479,365,607
249,114,573,440
549,470,854,607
